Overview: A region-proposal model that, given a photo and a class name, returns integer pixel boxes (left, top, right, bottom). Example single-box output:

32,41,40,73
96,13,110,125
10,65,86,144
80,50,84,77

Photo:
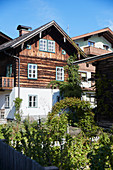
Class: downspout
4,51,20,98
13,55,20,98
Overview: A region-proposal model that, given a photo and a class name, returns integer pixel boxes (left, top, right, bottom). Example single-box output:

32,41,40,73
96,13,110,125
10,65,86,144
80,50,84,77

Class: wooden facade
16,32,71,88
0,21,84,90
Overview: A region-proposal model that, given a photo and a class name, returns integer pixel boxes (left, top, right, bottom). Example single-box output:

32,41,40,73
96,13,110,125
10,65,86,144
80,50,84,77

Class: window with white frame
86,93,95,104
39,39,47,51
28,64,37,79
56,67,64,81
88,41,95,47
79,72,87,82
28,95,38,108
39,39,55,53
5,95,9,108
48,40,55,52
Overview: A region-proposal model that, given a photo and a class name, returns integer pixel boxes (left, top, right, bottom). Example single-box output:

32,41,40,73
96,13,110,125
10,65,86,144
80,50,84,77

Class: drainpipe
4,51,20,98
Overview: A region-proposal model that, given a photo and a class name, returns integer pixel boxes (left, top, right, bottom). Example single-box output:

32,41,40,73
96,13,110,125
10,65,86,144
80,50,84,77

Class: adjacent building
72,27,113,107
73,52,113,121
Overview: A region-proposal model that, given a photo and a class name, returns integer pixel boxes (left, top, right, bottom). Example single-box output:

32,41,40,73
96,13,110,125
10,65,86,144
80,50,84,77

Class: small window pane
28,95,37,108
48,40,55,52
56,67,64,81
5,95,9,108
28,64,37,79
40,39,47,51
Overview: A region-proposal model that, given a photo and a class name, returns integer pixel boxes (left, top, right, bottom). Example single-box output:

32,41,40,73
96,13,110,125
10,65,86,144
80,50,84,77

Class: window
79,72,87,82
28,95,38,108
28,64,37,79
56,67,64,81
6,64,12,77
39,39,47,51
39,39,55,53
5,95,9,108
88,41,95,47
103,44,109,50
86,93,95,104
26,44,31,49
62,49,66,55
48,40,55,52
0,110,5,119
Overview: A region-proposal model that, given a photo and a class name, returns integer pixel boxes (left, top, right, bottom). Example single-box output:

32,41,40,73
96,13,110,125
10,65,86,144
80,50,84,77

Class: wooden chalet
0,20,86,121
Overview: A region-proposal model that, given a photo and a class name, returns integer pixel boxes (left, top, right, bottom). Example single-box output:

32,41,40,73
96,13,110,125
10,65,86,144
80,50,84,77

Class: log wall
16,33,70,88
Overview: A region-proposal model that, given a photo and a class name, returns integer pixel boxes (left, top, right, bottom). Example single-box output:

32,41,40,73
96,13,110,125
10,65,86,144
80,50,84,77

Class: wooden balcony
0,77,14,90
84,46,111,56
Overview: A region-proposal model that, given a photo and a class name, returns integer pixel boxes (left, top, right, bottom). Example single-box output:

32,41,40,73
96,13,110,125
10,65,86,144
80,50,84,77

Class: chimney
17,25,32,36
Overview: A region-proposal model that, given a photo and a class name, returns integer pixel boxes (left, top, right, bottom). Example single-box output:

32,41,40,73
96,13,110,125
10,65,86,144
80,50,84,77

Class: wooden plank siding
16,55,68,88
15,33,70,88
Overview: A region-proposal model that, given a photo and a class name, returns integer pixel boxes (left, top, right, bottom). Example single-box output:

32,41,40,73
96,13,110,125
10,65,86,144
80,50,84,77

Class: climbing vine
48,55,82,98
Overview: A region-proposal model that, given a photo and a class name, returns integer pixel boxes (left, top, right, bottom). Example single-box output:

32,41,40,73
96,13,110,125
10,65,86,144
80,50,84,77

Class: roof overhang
0,21,87,58
73,52,113,65
72,27,113,45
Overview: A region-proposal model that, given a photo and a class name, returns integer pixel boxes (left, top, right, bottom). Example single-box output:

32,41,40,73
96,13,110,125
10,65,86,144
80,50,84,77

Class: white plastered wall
0,87,60,120
74,35,113,51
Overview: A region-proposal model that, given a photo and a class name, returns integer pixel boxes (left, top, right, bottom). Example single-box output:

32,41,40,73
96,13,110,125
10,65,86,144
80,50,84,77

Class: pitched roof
0,20,87,58
73,52,113,65
72,27,113,44
0,32,12,41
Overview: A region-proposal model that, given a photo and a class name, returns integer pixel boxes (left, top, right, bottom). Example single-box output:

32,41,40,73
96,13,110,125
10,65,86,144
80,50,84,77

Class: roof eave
73,52,113,65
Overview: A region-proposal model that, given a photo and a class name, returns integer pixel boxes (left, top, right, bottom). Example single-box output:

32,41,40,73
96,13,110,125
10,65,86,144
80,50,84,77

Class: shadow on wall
7,106,15,120
52,91,60,106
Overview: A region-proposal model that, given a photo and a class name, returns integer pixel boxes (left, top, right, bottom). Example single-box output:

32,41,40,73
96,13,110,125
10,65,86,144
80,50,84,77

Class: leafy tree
48,55,82,98
48,97,98,138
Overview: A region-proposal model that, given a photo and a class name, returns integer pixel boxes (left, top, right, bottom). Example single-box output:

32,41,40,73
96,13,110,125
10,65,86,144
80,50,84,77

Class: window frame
88,40,95,47
86,93,96,104
26,44,31,50
56,67,64,81
48,40,55,53
5,95,10,108
28,95,38,108
39,39,55,53
39,39,47,52
79,71,87,82
62,49,66,55
28,63,37,80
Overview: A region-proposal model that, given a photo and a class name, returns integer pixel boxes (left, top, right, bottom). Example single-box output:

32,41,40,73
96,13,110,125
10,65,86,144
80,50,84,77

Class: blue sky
1,0,113,39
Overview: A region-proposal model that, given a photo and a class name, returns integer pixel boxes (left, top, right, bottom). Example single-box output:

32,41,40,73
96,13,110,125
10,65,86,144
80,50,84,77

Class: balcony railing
0,77,14,90
84,46,111,56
